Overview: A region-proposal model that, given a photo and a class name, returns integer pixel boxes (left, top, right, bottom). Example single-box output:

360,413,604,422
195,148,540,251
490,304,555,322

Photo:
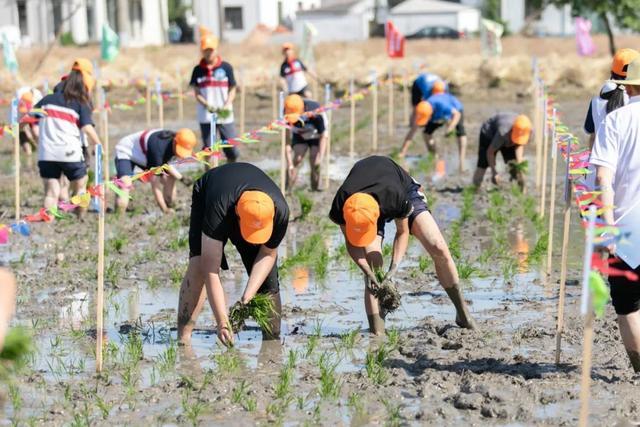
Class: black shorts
377,182,430,239
609,258,640,315
38,161,87,181
200,122,240,161
115,158,144,178
187,180,279,294
477,128,516,169
19,130,35,146
292,137,320,147
424,112,466,137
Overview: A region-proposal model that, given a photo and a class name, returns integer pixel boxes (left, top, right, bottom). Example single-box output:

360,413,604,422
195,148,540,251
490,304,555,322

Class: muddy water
2,93,638,426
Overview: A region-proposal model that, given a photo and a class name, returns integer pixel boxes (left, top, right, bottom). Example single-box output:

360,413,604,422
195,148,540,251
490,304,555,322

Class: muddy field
0,74,639,427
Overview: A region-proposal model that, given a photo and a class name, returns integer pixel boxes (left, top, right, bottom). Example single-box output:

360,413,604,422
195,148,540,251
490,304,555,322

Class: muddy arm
388,218,410,278
340,225,380,286
200,235,229,327
241,245,278,303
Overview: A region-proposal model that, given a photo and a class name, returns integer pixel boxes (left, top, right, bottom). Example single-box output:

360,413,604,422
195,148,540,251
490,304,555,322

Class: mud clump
371,281,401,313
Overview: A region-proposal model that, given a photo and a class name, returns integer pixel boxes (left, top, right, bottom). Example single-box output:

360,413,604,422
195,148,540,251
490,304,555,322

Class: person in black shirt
329,156,476,334
113,128,197,214
283,94,328,191
177,163,290,347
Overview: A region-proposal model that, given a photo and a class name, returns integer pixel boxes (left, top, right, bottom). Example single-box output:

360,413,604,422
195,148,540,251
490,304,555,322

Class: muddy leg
163,175,178,208
411,211,477,329
364,236,384,335
177,257,208,345
287,143,308,192
309,144,322,191
472,167,487,188
423,132,437,156
262,291,282,341
618,311,640,372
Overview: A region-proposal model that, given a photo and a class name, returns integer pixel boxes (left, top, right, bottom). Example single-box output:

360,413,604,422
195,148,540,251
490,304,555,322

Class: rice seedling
122,365,138,402
0,327,32,362
347,392,364,415
108,233,128,254
286,349,299,370
527,232,548,266
386,327,400,350
339,328,360,352
383,399,402,427
295,190,314,221
167,215,182,232
8,383,22,412
146,274,160,291
460,186,475,222
213,349,243,375
305,319,323,358
167,235,189,251
457,259,478,280
281,233,330,278
486,205,506,225
266,398,291,420
69,404,91,427
231,380,250,405
181,391,205,427
243,396,257,412
169,264,187,287
274,365,294,399
94,395,112,419
382,243,393,258
448,222,462,260
146,223,158,236
229,293,276,334
418,255,432,272
121,331,143,367
502,258,518,282
365,345,389,385
296,395,306,410
156,339,178,376
317,352,341,400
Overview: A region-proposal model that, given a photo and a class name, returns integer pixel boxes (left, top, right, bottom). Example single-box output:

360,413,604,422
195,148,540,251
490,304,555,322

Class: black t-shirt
197,162,289,249
411,80,423,107
291,99,326,143
329,156,413,231
189,61,237,88
584,102,595,134
146,131,175,168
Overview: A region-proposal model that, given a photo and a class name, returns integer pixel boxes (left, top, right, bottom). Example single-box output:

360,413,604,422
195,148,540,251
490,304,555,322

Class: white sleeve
590,114,619,172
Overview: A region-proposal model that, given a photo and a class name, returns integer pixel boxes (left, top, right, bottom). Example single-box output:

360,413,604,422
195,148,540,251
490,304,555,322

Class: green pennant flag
2,33,18,75
101,23,120,62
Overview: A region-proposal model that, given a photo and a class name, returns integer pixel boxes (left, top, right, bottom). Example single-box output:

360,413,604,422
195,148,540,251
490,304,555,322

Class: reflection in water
292,267,310,295
510,223,530,273
59,291,89,330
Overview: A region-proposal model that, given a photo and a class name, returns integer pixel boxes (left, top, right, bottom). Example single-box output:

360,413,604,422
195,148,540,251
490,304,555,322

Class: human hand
446,129,456,138
207,104,216,113
491,173,502,186
180,176,193,187
217,324,234,347
163,207,175,215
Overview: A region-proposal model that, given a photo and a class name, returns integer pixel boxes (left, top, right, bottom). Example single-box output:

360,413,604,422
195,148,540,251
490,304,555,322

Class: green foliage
365,345,390,385
280,233,329,278
0,328,32,362
295,190,314,221
229,293,276,334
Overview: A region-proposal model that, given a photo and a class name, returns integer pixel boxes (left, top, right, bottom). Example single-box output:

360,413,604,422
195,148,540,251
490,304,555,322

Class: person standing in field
280,42,318,97
283,94,328,192
472,113,532,191
189,34,239,163
113,128,197,214
584,48,639,149
329,155,476,335
399,71,443,158
177,163,289,347
32,58,102,215
590,57,640,372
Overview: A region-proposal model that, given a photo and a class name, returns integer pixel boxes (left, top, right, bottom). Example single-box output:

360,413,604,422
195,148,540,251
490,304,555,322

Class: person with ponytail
32,58,102,215
584,48,640,148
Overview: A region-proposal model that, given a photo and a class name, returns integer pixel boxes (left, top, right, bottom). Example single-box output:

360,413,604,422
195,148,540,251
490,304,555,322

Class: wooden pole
272,75,278,121
388,66,394,138
323,83,332,190
240,66,246,135
534,81,543,191
11,98,19,221
554,137,573,365
95,142,105,372
279,91,286,191
176,67,184,122
145,76,152,128
349,78,355,159
156,77,164,129
539,96,549,218
371,70,378,152
210,113,219,168
546,108,558,275
402,68,409,126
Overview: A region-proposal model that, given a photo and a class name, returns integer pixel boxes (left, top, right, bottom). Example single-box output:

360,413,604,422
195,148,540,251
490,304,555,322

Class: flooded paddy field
1,88,639,426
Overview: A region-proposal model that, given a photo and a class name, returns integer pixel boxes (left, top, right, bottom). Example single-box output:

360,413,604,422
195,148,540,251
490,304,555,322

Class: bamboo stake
272,75,278,120
539,96,549,218
349,78,355,159
324,83,332,190
11,98,19,221
240,66,246,135
555,137,573,365
95,142,105,372
371,70,378,152
156,77,164,129
210,113,219,168
388,66,394,138
534,81,542,191
145,75,152,128
402,68,409,126
176,67,184,122
279,91,286,191
546,108,558,275
578,206,597,427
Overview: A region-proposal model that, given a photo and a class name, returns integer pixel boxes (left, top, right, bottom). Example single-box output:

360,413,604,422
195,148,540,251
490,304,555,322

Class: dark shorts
19,130,35,146
377,182,430,239
477,128,516,169
609,258,640,315
200,122,240,161
424,112,466,137
187,181,279,294
115,158,144,178
38,161,87,181
292,137,320,147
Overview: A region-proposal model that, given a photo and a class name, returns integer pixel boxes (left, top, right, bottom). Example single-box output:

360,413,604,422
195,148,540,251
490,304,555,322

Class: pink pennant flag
575,17,595,57
0,225,8,244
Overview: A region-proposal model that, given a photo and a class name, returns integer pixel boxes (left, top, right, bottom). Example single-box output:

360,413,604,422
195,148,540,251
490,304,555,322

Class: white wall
536,4,574,36
391,13,458,35
458,9,479,33
293,13,369,42
501,0,525,34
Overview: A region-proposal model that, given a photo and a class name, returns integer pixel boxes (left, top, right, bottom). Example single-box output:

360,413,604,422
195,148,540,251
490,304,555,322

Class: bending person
329,155,476,335
177,162,289,347
114,128,197,214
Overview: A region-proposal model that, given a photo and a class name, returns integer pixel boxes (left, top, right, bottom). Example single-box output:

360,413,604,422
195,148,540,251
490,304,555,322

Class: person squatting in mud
113,128,197,214
472,112,532,192
177,162,289,347
329,155,476,335
283,94,328,192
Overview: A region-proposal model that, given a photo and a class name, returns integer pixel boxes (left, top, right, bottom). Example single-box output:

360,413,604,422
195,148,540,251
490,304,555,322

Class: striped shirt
189,58,236,125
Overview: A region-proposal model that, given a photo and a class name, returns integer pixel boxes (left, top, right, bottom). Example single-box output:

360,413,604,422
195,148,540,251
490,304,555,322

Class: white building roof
390,0,476,14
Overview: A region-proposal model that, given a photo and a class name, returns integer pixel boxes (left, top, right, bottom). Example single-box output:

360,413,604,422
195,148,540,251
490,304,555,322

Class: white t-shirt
585,83,629,135
115,129,161,167
590,96,640,221
280,59,308,94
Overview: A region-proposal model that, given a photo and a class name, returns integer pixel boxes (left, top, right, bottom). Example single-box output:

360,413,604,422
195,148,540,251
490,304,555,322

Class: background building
389,0,480,35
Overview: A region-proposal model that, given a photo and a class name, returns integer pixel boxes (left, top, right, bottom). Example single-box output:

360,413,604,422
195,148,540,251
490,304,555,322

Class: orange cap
415,101,433,126
432,80,446,95
343,193,379,247
72,58,96,92
201,34,219,51
237,191,275,244
611,48,640,77
174,128,197,158
511,115,532,145
282,42,294,53
284,94,304,124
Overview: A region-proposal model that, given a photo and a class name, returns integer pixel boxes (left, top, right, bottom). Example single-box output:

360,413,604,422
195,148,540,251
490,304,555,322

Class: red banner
385,20,405,59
